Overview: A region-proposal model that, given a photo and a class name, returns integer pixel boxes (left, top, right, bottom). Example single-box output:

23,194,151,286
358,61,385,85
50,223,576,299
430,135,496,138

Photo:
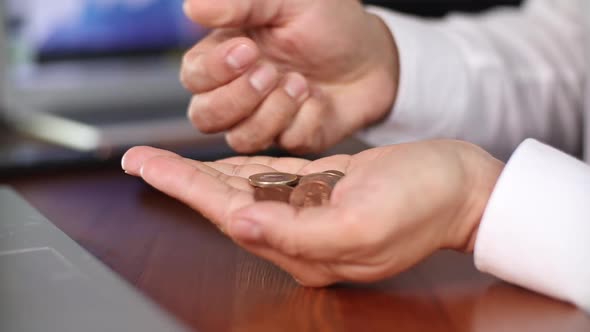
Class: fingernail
121,154,128,171
284,74,308,101
249,64,278,93
224,131,238,148
187,95,198,119
231,219,263,242
226,44,257,70
121,153,138,176
139,165,145,177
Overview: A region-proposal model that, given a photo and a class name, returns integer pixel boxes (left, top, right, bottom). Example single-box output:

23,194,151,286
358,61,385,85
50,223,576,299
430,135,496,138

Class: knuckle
301,131,325,154
231,126,273,153
180,70,196,92
181,50,195,68
278,124,324,154
228,136,267,154
278,135,305,153
188,97,223,133
180,52,204,92
191,116,217,134
289,141,315,155
275,234,302,258
181,51,194,71
300,140,321,154
197,120,222,134
179,70,191,91
226,132,254,153
274,30,306,57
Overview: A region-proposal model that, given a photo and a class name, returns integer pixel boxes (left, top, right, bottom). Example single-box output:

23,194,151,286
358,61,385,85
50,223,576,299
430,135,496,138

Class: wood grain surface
3,159,589,332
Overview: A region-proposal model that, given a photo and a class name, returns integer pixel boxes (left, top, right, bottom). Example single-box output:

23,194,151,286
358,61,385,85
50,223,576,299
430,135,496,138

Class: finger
181,35,259,93
122,145,309,183
227,202,361,260
188,62,280,133
122,146,181,176
184,0,301,28
226,72,309,153
123,146,254,190
278,95,328,154
139,155,254,227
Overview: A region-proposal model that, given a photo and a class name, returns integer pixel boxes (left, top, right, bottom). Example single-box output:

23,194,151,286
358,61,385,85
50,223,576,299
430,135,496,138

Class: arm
360,0,587,160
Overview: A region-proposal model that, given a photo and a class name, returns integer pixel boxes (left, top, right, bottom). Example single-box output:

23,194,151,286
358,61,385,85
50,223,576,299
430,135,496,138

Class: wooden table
3,142,589,332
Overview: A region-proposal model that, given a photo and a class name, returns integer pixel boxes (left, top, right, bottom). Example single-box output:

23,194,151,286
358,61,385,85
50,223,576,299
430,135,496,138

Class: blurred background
6,0,203,62
0,0,220,171
0,0,523,172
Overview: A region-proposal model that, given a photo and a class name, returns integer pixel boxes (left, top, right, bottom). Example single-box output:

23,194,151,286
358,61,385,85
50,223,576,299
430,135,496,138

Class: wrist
450,142,505,253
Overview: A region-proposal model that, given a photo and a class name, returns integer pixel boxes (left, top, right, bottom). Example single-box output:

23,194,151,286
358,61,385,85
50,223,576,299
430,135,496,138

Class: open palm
122,141,502,286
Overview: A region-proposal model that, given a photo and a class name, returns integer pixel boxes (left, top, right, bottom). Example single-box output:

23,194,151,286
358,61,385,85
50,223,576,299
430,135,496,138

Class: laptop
0,0,226,162
0,186,189,332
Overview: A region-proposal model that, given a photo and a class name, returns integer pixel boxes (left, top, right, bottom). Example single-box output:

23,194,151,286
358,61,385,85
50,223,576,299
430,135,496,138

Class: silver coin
249,172,299,187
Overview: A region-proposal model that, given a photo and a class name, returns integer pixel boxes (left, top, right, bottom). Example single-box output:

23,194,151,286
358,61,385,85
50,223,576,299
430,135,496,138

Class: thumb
184,0,303,28
228,202,358,260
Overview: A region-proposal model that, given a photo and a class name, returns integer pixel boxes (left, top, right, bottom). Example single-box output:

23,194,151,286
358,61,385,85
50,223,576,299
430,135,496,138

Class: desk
3,141,590,332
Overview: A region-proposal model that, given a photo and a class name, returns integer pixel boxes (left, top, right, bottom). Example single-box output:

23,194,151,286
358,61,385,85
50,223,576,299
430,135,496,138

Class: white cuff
475,139,590,312
358,7,470,146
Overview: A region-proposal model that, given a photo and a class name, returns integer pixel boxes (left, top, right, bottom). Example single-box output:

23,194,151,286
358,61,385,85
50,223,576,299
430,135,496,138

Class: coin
289,181,332,208
299,173,342,187
249,172,299,187
323,170,345,178
254,185,293,203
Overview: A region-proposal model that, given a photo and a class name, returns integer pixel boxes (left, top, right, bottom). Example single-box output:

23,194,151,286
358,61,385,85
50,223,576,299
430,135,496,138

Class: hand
180,0,399,154
122,141,503,286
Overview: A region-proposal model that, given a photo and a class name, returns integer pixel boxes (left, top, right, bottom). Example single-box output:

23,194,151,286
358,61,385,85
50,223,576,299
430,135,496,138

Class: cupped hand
122,140,503,286
181,0,399,154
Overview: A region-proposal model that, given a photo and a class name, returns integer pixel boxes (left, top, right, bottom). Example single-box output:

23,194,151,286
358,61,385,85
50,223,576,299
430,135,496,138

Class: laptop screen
5,0,207,63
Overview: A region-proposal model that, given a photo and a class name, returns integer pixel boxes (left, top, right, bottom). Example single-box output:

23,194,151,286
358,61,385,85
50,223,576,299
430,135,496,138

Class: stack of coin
248,170,345,208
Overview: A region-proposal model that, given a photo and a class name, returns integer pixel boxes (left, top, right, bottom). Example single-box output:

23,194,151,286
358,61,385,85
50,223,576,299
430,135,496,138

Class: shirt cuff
475,139,590,312
358,7,470,146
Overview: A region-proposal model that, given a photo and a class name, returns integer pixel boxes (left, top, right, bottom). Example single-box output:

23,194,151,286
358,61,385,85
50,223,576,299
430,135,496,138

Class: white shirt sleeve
360,1,587,160
475,139,590,312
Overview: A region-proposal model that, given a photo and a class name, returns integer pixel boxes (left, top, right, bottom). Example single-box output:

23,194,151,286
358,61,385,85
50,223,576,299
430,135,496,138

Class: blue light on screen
7,0,207,59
